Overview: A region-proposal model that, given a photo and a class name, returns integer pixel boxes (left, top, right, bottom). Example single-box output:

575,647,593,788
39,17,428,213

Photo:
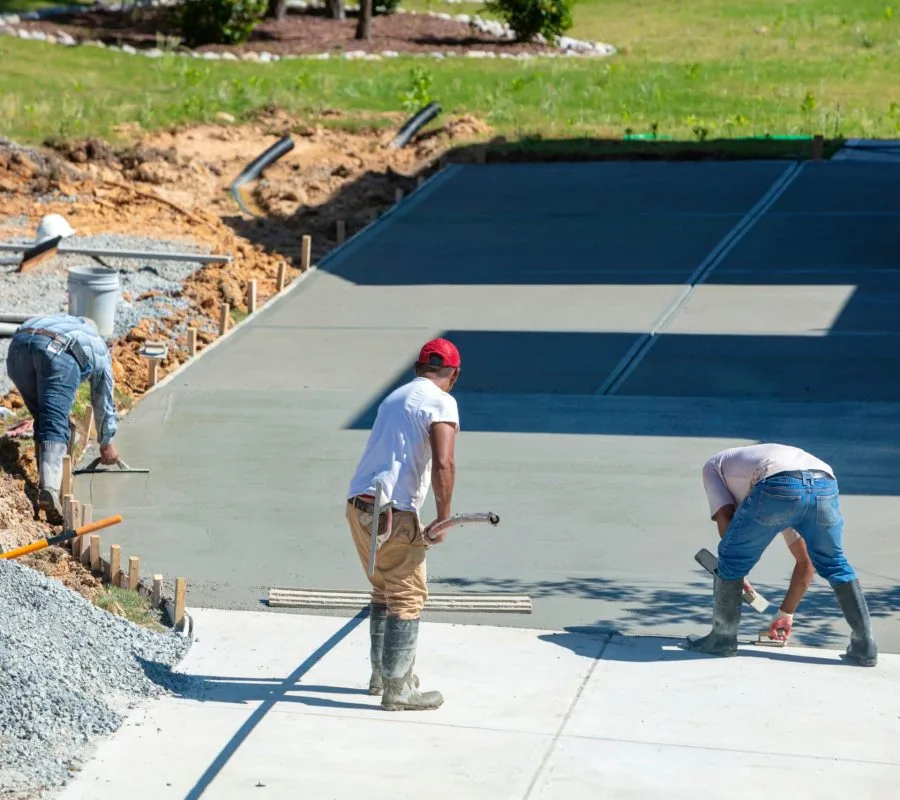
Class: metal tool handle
367,480,385,577
424,512,500,543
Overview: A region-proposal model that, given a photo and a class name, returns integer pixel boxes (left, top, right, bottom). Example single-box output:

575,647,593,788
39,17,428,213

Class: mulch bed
17,6,559,55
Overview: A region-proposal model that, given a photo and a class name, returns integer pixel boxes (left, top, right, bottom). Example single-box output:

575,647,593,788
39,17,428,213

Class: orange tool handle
0,514,123,560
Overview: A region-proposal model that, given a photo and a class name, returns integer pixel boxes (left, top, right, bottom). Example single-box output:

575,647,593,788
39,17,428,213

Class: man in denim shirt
6,313,119,518
686,443,877,667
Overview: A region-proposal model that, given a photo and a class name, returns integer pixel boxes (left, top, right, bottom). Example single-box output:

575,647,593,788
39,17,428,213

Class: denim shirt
19,314,118,445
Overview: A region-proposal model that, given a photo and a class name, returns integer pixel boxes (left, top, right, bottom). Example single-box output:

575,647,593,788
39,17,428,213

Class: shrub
374,0,401,15
484,0,575,42
180,0,268,46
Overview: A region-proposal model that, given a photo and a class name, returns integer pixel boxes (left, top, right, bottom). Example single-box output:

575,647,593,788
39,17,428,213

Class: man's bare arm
780,537,816,614
712,504,736,538
430,421,457,522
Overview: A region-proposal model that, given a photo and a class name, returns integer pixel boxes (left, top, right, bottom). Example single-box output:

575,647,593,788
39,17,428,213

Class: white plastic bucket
66,265,120,338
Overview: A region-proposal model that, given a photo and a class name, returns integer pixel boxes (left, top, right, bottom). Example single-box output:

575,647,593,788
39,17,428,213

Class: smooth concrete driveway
77,159,900,652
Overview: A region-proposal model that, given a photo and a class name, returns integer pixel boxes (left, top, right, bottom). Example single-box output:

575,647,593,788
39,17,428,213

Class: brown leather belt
16,327,89,370
349,495,375,512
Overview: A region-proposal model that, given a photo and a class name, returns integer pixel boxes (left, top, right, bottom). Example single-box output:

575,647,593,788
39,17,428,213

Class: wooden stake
109,544,121,586
187,327,198,357
70,500,82,558
336,219,346,245
147,357,159,387
300,234,312,271
394,187,404,204
812,134,824,161
219,302,230,337
61,455,72,500
84,406,95,448
128,556,140,591
80,503,93,566
276,262,287,292
174,577,187,630
247,279,257,314
89,535,101,573
151,574,163,609
62,494,74,530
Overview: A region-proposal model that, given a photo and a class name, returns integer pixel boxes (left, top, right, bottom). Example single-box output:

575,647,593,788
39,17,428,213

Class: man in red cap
346,338,461,711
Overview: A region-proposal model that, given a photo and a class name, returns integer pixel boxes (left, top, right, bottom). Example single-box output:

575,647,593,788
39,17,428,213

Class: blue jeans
717,471,857,586
5,333,81,445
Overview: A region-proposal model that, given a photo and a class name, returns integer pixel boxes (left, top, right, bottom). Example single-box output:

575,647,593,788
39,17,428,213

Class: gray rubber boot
368,604,418,696
833,580,878,667
37,439,67,519
368,603,388,695
381,617,443,711
685,576,744,657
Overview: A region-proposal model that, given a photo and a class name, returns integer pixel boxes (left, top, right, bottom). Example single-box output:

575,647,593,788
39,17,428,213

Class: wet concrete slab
77,159,900,654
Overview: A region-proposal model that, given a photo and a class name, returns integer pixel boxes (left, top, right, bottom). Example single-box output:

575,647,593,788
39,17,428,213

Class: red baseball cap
417,338,461,369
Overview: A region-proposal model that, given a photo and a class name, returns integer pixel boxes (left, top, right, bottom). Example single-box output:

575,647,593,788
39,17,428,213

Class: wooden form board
267,588,532,613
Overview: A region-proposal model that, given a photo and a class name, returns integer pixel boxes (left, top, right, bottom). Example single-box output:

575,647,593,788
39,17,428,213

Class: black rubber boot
368,603,388,695
381,617,443,711
833,580,878,667
685,576,744,657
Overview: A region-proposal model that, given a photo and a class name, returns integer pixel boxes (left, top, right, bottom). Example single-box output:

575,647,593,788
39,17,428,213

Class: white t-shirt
701,443,834,547
347,377,460,514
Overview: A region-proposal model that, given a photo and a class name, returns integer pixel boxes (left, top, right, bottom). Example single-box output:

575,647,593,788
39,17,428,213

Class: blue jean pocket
815,492,843,528
753,489,802,527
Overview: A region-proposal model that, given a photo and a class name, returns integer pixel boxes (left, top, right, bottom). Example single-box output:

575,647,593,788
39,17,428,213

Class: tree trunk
355,0,372,40
327,0,346,20
266,0,288,20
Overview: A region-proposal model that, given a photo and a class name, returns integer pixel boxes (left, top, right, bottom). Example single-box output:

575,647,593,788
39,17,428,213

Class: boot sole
841,653,877,667
382,702,443,711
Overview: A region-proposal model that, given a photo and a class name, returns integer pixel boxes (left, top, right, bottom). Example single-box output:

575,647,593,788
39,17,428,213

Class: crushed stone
0,559,192,795
0,231,213,396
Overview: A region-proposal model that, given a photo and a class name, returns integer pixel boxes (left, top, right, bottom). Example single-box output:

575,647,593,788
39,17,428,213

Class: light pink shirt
701,443,834,546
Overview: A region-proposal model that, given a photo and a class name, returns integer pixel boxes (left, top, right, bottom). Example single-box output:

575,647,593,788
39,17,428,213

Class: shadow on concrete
142,608,370,800
437,574,900,649
538,630,854,667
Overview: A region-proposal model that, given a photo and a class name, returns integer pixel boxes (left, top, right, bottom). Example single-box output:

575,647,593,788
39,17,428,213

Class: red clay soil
18,6,559,55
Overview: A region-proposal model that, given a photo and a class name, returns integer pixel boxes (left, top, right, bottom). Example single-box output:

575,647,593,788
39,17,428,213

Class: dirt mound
0,107,491,601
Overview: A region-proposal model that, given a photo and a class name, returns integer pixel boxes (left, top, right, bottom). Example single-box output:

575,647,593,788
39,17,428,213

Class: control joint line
595,161,805,396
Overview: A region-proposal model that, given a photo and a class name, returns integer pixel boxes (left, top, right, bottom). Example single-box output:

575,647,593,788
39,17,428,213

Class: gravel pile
0,559,192,795
0,230,216,397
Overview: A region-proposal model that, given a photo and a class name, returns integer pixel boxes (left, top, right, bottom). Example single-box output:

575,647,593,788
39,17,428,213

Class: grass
95,585,166,631
0,0,898,145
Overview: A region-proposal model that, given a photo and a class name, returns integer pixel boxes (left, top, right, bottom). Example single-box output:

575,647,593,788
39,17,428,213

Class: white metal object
34,213,75,245
694,548,770,613
267,588,532,613
425,512,500,543
367,479,386,577
0,242,232,263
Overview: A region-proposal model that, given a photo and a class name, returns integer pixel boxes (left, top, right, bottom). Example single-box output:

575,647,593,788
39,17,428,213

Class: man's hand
423,518,449,544
99,442,119,465
768,610,794,642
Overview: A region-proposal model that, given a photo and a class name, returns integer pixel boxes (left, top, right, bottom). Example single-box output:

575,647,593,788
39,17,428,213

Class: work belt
349,495,376,513
17,328,90,371
770,470,831,480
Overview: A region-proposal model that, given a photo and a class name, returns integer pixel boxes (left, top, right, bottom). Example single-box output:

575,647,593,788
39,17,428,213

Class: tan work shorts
347,501,428,620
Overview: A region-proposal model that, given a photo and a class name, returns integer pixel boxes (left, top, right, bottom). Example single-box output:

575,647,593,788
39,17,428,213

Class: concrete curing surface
79,159,900,654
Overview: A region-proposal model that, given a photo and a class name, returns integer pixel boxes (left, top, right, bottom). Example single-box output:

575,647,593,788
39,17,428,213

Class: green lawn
0,0,898,146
